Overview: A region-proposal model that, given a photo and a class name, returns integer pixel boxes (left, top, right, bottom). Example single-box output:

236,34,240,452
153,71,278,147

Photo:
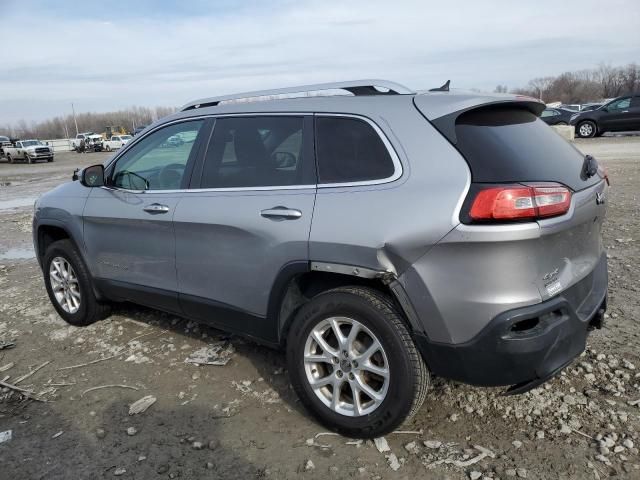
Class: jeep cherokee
33,80,609,437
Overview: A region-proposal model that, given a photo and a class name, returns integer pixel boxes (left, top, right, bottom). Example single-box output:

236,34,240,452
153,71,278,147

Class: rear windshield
455,107,600,191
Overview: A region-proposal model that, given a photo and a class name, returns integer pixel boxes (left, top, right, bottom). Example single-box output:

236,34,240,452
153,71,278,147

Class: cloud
1,0,638,123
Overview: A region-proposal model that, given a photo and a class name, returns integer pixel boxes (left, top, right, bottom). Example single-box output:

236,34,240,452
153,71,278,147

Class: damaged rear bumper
413,253,608,393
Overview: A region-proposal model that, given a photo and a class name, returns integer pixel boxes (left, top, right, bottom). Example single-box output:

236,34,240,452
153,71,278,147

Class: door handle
260,206,302,220
143,203,170,214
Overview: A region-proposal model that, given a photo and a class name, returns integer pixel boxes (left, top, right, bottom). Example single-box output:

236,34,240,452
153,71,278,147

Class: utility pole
71,102,79,136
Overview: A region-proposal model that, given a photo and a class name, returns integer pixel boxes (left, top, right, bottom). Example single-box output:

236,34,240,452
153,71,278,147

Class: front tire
43,239,110,326
7,154,12,164
577,120,597,138
105,145,111,152
287,286,429,438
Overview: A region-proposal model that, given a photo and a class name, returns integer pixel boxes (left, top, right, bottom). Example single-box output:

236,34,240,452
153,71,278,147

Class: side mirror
81,164,105,187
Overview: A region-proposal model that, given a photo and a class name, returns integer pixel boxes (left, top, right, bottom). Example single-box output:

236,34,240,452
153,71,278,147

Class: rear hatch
415,96,607,305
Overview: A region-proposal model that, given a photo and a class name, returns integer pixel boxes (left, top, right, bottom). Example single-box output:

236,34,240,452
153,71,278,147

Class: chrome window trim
102,112,402,194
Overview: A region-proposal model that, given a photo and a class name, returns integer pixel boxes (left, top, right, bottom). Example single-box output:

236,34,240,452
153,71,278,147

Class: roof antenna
429,80,450,92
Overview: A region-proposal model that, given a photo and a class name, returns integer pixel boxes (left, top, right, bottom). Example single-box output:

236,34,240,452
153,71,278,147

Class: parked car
540,107,574,126
33,80,609,437
4,139,54,163
0,135,12,160
570,93,640,137
103,135,132,151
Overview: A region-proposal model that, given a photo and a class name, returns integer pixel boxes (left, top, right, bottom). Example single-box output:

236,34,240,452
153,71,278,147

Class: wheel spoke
50,271,63,283
346,322,361,354
350,383,363,416
329,318,346,349
304,353,332,364
309,375,333,389
312,330,338,356
330,378,342,410
361,361,389,379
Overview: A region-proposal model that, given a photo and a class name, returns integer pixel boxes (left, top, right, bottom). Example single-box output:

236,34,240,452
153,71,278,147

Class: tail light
468,183,572,222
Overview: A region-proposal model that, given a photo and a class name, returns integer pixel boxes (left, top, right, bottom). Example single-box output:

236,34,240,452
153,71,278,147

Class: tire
43,239,110,326
287,286,429,438
7,154,12,164
105,145,111,152
576,120,597,138
27,155,33,164
47,157,54,162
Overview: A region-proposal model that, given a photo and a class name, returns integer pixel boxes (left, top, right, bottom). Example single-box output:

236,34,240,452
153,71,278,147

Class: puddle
0,197,36,210
0,247,35,260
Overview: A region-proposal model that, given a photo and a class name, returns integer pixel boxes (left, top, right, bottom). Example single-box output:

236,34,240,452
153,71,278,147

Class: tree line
3,105,176,140
500,63,639,104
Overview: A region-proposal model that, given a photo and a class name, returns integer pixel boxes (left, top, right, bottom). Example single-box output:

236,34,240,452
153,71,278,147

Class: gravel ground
0,137,639,479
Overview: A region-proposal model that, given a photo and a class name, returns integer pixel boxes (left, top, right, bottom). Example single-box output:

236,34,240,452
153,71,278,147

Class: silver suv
33,80,609,437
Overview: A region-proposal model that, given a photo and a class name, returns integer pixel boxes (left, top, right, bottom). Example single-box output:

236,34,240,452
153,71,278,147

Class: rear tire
43,239,110,326
287,286,429,438
577,120,597,138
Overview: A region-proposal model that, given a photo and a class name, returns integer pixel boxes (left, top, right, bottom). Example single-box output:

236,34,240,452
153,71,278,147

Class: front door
599,97,633,132
83,119,208,311
174,115,316,342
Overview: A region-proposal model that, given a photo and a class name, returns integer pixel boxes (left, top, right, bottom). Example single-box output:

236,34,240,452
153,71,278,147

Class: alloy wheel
304,316,390,417
49,256,81,314
579,123,594,137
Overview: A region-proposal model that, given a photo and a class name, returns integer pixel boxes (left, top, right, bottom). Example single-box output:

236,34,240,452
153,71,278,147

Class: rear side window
455,107,600,191
200,116,310,188
315,117,395,184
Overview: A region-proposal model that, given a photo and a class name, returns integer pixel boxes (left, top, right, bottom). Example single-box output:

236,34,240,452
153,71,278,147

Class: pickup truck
102,134,132,151
3,139,54,163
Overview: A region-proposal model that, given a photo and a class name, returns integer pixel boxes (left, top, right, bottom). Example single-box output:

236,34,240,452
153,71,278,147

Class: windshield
22,140,42,147
121,135,132,140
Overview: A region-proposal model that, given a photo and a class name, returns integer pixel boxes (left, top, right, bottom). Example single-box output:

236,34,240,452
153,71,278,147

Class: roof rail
180,79,414,111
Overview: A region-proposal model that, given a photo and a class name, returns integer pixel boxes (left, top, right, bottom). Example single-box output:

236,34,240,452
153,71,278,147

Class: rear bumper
413,253,608,392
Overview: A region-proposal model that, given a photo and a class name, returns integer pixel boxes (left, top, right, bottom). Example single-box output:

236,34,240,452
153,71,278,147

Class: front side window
608,97,631,111
110,120,204,190
200,116,307,188
315,117,396,184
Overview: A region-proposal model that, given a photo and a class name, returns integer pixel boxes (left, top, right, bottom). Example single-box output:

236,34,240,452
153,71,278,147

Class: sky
1,0,639,124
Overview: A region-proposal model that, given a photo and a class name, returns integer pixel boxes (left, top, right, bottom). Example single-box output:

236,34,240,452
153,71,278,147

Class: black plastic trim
413,253,608,390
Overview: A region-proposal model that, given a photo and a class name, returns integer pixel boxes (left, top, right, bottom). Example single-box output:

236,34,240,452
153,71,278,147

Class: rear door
174,115,316,342
83,119,208,311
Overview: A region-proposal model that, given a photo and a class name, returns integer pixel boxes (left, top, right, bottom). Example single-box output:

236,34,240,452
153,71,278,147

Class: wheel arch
270,263,422,346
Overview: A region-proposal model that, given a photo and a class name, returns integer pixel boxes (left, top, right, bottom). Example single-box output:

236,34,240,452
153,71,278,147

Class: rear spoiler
414,94,545,144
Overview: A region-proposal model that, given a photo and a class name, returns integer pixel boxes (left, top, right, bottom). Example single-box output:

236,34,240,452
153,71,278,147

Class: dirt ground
1,137,639,480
